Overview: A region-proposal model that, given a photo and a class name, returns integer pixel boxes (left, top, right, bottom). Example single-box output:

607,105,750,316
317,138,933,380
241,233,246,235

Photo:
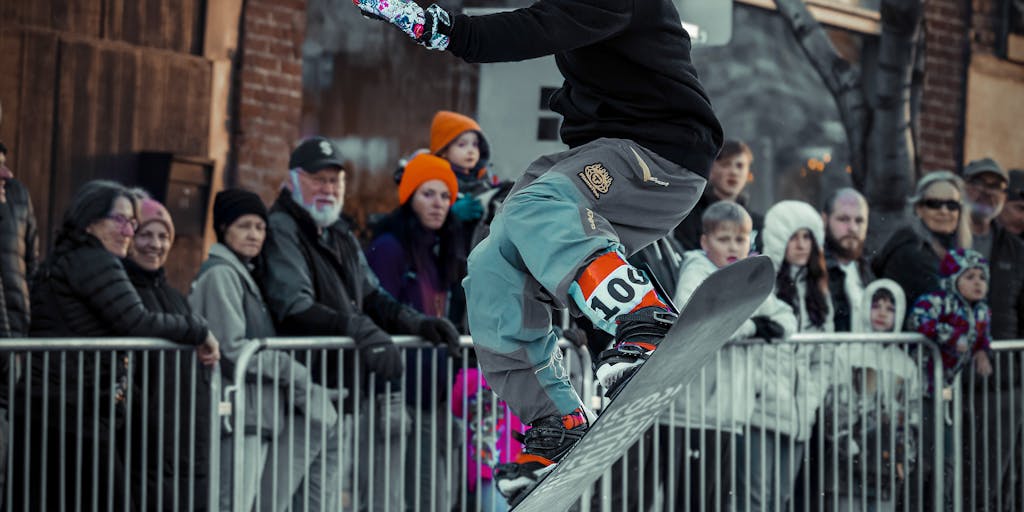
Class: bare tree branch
773,0,868,186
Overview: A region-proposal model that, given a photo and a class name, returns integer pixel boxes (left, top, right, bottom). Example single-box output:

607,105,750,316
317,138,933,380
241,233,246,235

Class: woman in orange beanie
366,153,466,510
367,153,464,323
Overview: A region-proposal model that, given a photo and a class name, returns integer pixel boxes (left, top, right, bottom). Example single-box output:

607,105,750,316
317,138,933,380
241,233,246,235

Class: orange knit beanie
398,154,459,206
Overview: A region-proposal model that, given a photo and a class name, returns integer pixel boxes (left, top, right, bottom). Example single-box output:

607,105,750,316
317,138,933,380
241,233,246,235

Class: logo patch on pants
578,163,613,199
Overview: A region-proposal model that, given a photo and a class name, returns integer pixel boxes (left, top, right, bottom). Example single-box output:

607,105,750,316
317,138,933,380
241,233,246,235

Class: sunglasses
919,199,961,212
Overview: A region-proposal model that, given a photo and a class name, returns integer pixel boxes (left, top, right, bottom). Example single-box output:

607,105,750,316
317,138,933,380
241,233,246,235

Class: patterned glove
353,0,452,51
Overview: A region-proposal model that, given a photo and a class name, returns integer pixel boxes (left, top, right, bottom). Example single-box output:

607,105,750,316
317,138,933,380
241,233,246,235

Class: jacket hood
430,110,491,175
762,200,825,271
856,278,907,333
938,248,989,303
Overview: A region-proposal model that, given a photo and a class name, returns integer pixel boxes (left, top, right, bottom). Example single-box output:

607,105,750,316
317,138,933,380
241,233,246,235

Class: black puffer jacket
0,178,37,339
123,258,212,512
871,226,944,325
29,232,208,393
0,179,38,400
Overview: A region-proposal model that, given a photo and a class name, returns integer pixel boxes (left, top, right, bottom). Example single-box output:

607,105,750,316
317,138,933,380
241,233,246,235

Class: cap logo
319,140,333,156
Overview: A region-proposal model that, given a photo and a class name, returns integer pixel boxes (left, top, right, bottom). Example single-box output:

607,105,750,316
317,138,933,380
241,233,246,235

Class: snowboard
512,255,775,511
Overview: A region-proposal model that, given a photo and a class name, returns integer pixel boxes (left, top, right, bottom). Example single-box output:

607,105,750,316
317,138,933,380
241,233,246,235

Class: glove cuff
418,4,452,50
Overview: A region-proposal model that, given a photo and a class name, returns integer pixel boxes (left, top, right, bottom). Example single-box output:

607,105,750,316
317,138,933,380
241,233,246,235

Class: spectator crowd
0,113,1022,510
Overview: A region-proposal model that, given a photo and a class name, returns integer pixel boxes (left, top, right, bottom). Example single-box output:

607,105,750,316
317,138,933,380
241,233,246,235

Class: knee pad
568,251,668,335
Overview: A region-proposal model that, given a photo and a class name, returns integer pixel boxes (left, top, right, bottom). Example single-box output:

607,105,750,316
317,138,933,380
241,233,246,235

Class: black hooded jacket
446,0,723,176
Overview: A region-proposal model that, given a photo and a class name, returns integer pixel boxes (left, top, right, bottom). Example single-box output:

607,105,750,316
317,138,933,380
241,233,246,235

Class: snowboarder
353,0,723,502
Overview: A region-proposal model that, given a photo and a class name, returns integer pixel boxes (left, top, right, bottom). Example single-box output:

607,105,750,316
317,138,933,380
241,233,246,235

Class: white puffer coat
662,251,798,432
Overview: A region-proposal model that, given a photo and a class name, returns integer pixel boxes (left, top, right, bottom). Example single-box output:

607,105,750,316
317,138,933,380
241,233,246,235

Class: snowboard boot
494,408,589,506
594,306,677,398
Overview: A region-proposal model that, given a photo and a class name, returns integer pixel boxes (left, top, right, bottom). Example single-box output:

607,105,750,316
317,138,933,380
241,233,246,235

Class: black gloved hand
359,339,403,380
417,317,461,354
561,327,588,349
751,316,785,342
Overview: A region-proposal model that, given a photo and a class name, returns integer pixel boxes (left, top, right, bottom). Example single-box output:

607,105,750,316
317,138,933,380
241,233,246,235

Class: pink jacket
452,368,524,491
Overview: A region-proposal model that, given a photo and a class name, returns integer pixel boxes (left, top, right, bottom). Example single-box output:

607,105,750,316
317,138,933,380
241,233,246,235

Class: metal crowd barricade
0,337,222,512
224,335,588,512
587,333,949,512
957,338,1024,512
223,333,974,512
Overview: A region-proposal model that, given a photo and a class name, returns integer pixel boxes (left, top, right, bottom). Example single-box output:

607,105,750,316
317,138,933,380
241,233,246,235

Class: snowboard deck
513,255,775,511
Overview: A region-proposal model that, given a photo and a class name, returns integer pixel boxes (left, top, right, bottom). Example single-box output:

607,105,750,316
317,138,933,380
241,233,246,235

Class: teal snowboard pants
463,137,706,424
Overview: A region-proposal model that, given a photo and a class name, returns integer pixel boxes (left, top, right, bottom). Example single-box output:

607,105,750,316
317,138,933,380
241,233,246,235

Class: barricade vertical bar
968,369,976,512
186,352,197,512
934,348,945,511
286,351,295,511
318,349,327,512
92,352,100,512
58,354,67,512
414,348,423,512
430,350,438,512
123,352,133,512
444,346,454,512
303,349,312,512
996,353,1004,512
75,354,83,512
40,353,49,512
335,349,344,512
368,371,376,511
682,383,690,510
141,353,149,512
668,401,676,512
6,352,13,512
460,352,467,512
696,366,704,512
384,377,392,512
156,352,165,512
172,351,181,512
1010,355,1017,512
208,363,221,512
474,359,482,512
955,372,965,512
353,350,362,512
108,352,116,512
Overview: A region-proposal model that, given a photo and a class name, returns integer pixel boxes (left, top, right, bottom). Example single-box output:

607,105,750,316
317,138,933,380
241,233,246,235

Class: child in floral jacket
910,248,994,385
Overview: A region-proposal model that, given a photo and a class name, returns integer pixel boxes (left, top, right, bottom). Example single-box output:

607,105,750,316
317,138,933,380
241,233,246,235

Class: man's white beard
294,188,341,228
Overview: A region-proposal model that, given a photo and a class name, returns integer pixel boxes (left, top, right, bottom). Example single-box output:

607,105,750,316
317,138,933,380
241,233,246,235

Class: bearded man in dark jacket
261,137,460,391
822,188,873,332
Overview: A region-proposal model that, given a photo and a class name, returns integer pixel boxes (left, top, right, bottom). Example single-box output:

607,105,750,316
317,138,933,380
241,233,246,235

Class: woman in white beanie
740,200,836,510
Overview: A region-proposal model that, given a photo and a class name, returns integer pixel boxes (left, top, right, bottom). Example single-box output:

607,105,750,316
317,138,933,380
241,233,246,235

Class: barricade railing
587,333,947,512
224,335,588,512
0,338,222,512
5,333,1016,511
957,339,1024,512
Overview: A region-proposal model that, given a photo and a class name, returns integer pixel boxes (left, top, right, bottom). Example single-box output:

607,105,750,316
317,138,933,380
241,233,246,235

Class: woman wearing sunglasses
873,171,973,325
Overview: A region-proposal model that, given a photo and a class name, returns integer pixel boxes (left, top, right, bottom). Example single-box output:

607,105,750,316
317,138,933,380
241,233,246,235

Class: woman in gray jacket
189,189,340,512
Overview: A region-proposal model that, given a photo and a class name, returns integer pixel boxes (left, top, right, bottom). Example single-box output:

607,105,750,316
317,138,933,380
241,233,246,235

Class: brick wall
234,0,307,204
918,0,970,173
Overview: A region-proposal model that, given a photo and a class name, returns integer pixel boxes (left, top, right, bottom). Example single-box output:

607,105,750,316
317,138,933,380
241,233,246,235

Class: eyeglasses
299,170,341,189
967,180,1008,196
919,199,961,212
107,214,139,231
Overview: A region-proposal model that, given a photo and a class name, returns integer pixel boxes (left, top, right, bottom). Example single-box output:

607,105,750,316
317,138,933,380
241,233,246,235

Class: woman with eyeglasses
873,170,973,325
12,180,219,511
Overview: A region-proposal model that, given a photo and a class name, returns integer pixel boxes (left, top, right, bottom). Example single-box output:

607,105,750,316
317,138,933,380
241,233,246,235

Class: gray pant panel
464,138,705,424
